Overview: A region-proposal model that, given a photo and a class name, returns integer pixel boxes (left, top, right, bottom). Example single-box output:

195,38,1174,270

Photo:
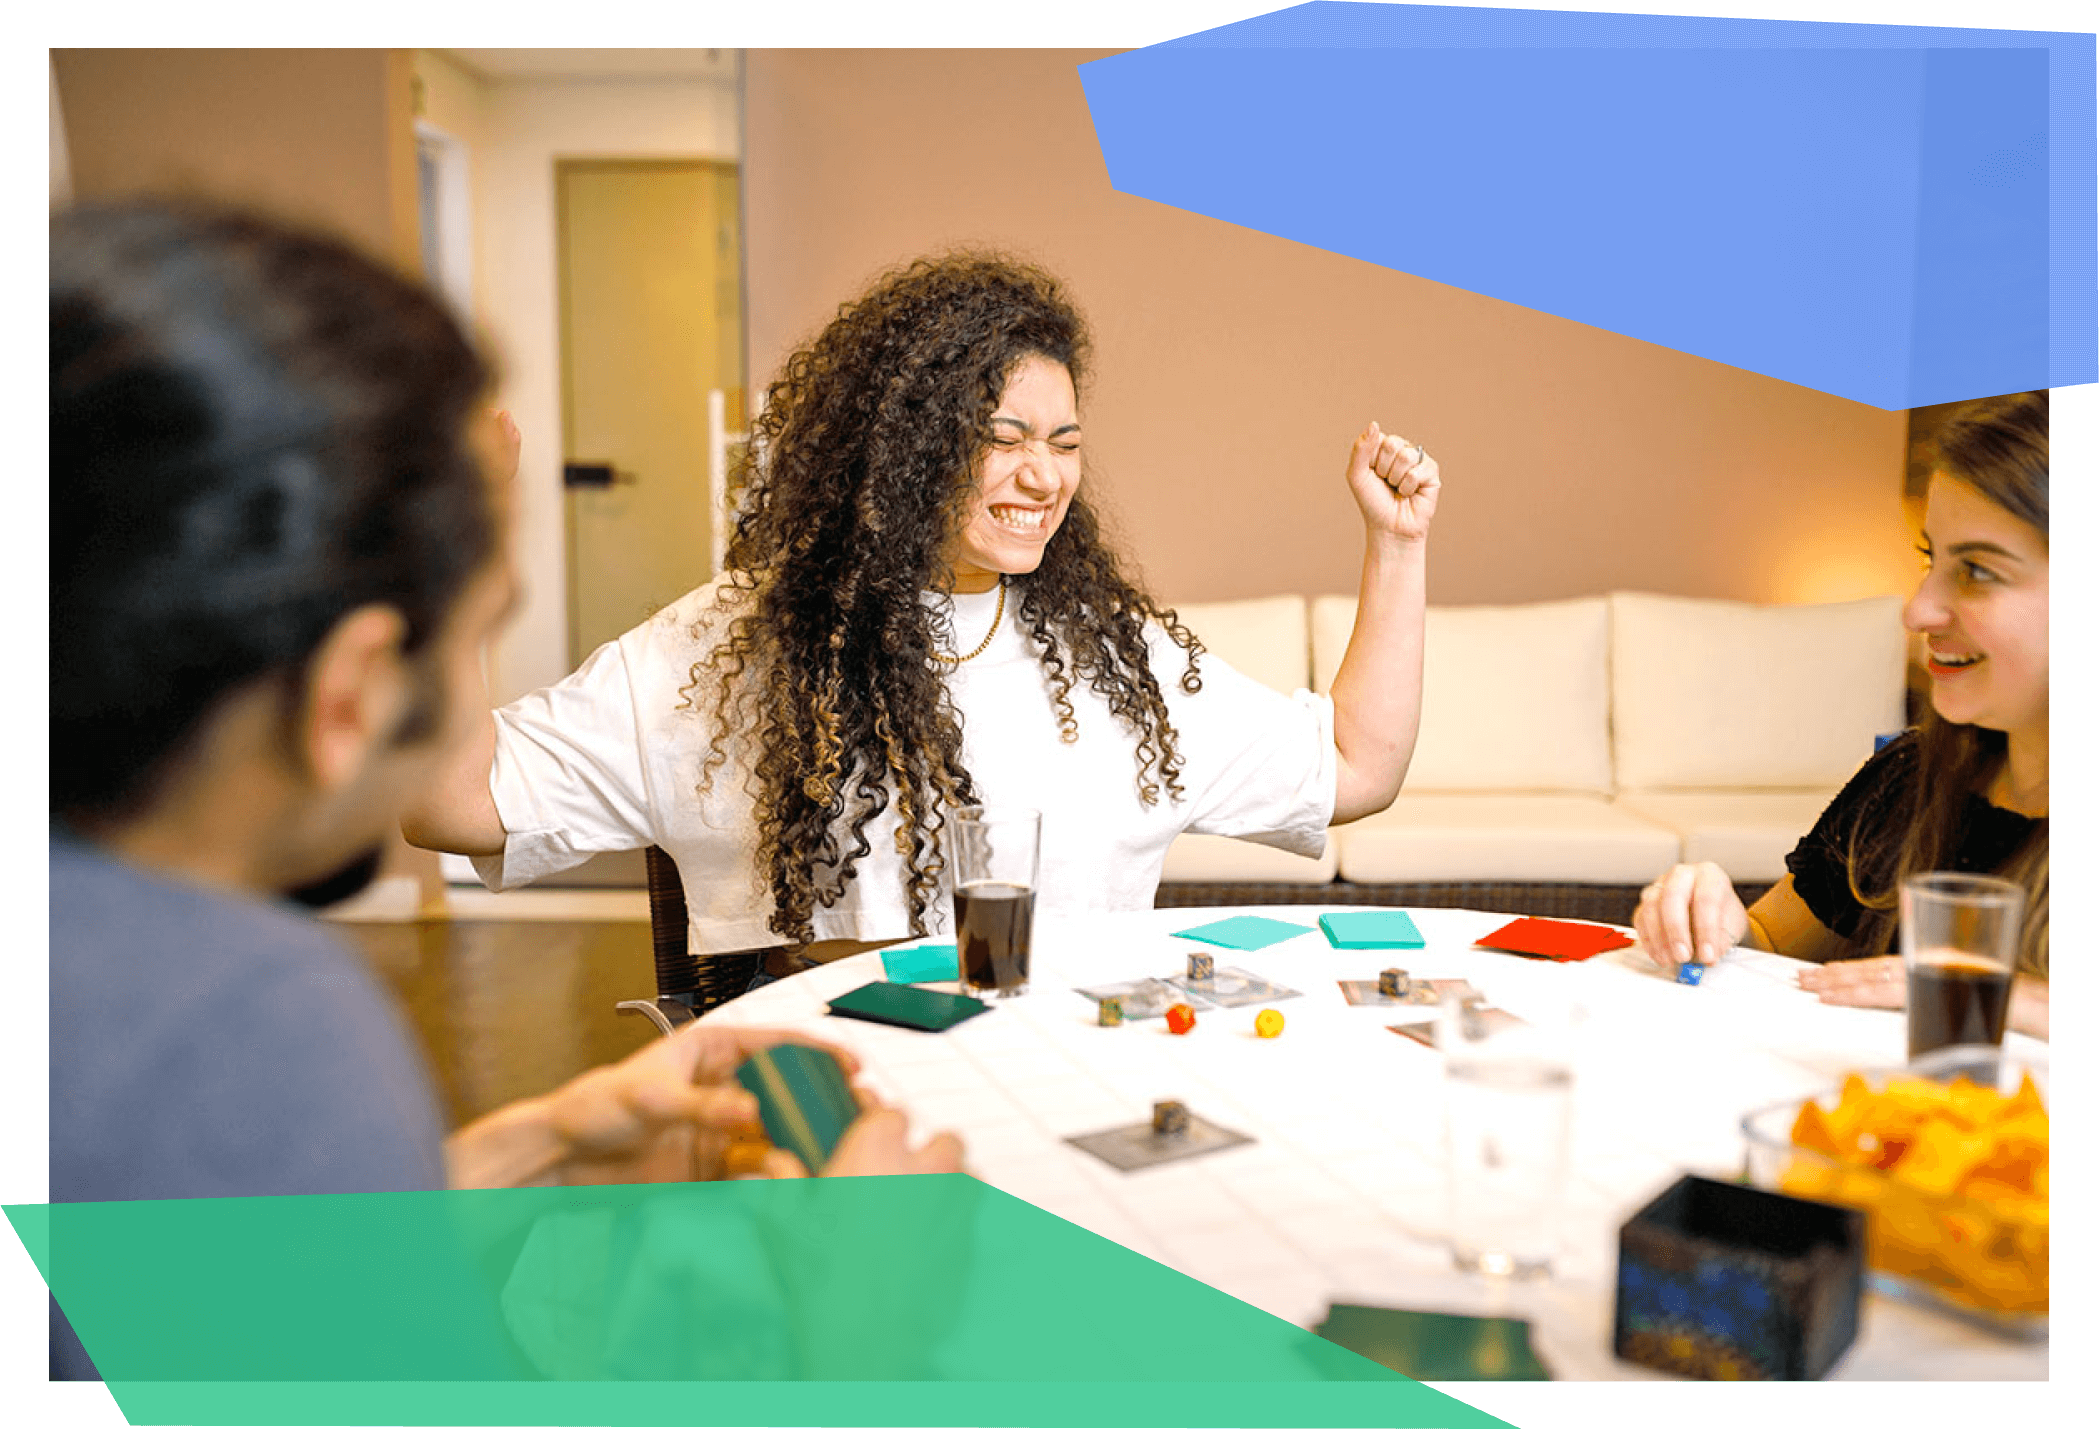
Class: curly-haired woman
406,253,1440,988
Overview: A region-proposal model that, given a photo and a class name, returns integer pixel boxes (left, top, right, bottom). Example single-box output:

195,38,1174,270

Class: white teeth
990,505,1048,532
1934,651,1982,667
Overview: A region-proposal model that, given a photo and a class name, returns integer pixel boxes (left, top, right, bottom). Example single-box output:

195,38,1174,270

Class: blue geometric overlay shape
1079,3,2094,409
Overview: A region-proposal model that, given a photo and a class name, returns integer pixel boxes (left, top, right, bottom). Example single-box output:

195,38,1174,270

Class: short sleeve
1166,639,1337,858
1784,731,1916,943
473,637,659,891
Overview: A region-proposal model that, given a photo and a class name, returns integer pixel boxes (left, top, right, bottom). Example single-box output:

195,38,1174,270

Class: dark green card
826,980,991,1032
735,1044,859,1172
1314,1303,1552,1380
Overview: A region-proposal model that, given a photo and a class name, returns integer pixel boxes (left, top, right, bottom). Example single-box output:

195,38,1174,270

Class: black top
1784,730,2043,949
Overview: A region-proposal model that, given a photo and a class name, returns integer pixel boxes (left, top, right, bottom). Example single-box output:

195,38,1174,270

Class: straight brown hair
1849,391,2048,976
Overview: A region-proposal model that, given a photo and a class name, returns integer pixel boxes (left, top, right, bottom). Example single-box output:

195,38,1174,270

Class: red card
1475,917,1633,962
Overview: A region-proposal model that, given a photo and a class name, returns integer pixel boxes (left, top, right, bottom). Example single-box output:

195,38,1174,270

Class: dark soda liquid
1907,952,2012,1060
956,880,1033,996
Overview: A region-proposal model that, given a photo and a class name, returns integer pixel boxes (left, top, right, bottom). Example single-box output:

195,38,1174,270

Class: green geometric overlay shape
9,1175,1522,1426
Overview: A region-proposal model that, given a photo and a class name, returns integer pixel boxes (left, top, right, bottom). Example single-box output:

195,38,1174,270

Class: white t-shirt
475,576,1336,952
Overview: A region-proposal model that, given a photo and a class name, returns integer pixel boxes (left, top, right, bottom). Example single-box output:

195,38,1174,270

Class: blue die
1676,962,1705,986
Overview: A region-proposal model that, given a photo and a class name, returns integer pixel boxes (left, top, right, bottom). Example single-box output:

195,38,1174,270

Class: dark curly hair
692,252,1205,945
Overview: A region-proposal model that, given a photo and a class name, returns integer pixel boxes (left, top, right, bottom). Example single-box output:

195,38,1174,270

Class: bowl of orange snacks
1740,1044,2047,1338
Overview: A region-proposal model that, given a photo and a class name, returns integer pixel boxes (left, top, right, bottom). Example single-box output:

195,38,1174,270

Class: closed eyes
988,428,1080,456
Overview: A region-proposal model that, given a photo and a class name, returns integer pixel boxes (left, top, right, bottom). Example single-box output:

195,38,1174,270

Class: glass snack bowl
1739,1044,2048,1340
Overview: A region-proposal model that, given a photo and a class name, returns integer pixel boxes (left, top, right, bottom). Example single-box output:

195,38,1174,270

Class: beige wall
52,49,420,271
745,50,1916,608
49,45,1925,679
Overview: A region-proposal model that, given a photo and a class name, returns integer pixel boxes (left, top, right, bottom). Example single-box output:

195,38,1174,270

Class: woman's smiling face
943,354,1081,593
1903,472,2049,739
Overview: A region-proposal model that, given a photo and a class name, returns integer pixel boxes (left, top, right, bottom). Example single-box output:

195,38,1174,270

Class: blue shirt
47,834,447,1378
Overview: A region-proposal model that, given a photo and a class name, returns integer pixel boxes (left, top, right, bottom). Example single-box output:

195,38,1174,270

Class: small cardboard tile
1388,1006,1525,1047
1075,977,1206,1019
1064,1112,1254,1172
1164,966,1300,1008
1338,976,1475,1007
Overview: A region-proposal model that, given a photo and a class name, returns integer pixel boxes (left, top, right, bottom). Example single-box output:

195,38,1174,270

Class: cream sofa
1157,591,1909,922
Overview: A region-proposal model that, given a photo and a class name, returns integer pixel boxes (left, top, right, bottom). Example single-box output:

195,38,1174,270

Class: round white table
700,904,2047,1380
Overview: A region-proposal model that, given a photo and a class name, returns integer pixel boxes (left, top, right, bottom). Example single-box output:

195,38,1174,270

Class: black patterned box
1613,1175,1864,1380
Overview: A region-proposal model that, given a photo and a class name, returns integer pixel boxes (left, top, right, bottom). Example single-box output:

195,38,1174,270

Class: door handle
563,462,635,489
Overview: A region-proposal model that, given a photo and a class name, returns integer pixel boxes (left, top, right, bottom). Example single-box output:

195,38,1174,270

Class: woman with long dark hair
407,252,1441,982
1633,390,2048,1039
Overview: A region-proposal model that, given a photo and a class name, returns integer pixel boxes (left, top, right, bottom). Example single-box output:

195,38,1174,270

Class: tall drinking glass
1439,999,1576,1280
1902,872,2022,1061
951,806,1040,998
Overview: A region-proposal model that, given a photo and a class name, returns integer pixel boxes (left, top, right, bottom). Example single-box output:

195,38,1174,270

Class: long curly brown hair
690,252,1204,945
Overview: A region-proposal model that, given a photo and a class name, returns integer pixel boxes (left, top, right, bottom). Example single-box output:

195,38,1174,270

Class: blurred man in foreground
47,201,960,1380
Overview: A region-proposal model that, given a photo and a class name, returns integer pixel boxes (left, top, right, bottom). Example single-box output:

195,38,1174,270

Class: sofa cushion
1334,793,1680,884
1612,791,1839,884
1158,591,1318,881
1311,595,1614,794
1166,595,1309,697
1610,592,1905,791
1159,831,1339,885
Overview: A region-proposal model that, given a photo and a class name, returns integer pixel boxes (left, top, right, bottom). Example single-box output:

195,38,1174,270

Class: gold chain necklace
931,577,1006,665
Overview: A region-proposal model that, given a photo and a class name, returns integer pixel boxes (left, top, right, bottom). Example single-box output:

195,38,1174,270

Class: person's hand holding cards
456,1020,871,1190
779,1102,966,1180
738,1042,966,1178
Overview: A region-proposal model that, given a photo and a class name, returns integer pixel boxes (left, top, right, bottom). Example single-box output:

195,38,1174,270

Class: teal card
735,1044,859,1173
1315,1303,1552,1380
1171,915,1310,951
1318,910,1424,949
881,942,959,983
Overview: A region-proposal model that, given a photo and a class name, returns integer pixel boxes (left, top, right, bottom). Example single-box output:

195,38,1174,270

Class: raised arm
1329,422,1439,824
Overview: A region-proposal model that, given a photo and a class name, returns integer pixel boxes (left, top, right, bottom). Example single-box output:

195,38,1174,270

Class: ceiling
440,49,738,83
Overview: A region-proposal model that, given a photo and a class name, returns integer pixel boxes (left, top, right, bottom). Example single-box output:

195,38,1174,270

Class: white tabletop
700,904,2047,1380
